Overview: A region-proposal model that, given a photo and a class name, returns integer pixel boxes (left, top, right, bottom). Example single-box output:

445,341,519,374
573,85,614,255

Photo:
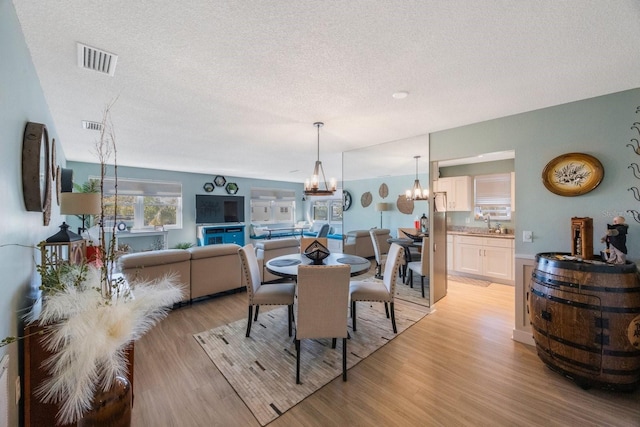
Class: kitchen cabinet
433,176,472,211
453,234,514,282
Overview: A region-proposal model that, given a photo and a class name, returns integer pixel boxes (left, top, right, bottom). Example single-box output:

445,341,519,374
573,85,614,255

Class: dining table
266,253,371,280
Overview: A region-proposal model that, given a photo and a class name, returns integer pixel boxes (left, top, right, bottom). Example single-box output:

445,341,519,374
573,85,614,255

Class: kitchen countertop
448,230,515,239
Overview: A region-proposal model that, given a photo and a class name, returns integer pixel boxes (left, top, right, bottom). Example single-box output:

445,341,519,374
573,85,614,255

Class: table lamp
60,193,102,235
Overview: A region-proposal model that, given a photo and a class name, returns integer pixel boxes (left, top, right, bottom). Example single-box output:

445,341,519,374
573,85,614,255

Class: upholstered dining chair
295,264,351,384
238,244,296,338
350,243,404,334
316,223,331,237
407,237,430,298
299,237,328,253
369,228,392,278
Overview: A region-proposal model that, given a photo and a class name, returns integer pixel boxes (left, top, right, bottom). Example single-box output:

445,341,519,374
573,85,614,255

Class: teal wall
431,88,640,260
0,1,67,425
68,162,304,247
343,173,429,236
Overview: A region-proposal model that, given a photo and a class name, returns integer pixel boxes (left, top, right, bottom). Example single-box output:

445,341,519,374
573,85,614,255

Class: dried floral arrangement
3,102,185,424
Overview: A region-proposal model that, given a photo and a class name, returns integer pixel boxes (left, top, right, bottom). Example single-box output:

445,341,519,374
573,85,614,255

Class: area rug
194,284,430,426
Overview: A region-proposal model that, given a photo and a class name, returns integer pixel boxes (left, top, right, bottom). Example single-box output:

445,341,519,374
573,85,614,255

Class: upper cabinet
433,176,472,211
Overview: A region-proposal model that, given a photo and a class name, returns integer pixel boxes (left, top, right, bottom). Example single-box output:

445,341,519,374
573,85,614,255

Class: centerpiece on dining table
303,239,330,265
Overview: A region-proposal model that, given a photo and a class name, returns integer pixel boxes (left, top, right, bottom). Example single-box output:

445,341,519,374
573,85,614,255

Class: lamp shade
60,193,101,215
375,203,390,212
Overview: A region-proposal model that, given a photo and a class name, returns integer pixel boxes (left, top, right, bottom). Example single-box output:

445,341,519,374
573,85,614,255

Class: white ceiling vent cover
77,43,118,76
82,120,104,131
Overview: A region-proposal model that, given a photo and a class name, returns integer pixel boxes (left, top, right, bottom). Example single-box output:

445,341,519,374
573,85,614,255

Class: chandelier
304,122,336,196
406,155,429,201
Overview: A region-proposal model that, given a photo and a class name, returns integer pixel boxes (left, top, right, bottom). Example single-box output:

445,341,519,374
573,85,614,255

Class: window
95,177,183,229
474,173,511,220
250,188,296,224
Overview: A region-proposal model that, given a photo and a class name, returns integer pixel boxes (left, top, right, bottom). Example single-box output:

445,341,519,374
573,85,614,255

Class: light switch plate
523,230,533,243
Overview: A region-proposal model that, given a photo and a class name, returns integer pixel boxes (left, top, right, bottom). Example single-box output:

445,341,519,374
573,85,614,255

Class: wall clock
343,190,353,211
225,182,239,195
542,152,604,197
203,182,215,192
22,122,51,213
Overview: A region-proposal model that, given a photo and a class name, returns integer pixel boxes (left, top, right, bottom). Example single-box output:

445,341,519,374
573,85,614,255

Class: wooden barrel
528,253,640,390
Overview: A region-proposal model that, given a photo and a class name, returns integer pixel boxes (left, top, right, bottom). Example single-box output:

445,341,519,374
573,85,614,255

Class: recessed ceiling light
392,91,409,99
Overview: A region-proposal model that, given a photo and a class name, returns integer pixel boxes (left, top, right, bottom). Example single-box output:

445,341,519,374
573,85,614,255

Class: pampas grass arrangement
27,266,184,424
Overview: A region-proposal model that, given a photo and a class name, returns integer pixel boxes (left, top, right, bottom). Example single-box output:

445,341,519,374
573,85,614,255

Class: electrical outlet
523,230,533,243
15,376,20,405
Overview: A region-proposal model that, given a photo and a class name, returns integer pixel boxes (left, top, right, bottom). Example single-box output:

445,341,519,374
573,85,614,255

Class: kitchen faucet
484,214,491,230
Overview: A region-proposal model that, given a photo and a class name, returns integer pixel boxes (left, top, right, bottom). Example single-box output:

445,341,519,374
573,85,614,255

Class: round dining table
266,253,371,280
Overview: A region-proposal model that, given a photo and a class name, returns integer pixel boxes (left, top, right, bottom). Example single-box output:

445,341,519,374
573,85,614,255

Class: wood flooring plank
131,281,640,427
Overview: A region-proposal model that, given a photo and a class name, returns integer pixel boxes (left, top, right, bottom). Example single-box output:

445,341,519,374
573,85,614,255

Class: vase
77,376,132,427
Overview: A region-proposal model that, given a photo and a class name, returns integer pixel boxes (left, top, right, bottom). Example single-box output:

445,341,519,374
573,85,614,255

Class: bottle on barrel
574,228,582,256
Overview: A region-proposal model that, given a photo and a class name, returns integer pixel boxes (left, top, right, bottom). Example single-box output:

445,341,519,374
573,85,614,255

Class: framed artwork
542,152,604,196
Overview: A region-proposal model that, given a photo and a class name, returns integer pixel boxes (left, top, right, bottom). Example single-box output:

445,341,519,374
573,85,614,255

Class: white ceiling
13,1,640,182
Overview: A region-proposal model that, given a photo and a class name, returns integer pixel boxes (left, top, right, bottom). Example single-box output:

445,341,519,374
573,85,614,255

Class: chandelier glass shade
304,122,336,196
406,155,429,201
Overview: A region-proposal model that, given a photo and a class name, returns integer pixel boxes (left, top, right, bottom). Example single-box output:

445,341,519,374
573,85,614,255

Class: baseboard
512,329,535,346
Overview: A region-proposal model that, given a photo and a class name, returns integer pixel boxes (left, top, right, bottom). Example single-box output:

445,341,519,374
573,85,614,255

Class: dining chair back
408,237,430,298
238,244,296,337
350,243,404,333
316,223,331,237
369,228,392,278
295,264,351,384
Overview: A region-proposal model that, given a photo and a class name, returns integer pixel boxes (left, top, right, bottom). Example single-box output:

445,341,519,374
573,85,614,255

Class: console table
197,224,245,246
113,230,169,252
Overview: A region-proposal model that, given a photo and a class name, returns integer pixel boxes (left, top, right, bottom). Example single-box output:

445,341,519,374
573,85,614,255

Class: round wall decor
542,152,604,196
379,183,389,198
22,122,51,215
343,190,353,211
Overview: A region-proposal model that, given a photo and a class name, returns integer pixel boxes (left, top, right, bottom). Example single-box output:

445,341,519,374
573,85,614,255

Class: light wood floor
131,280,640,427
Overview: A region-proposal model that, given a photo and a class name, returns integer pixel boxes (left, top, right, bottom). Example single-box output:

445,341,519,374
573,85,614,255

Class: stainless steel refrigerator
431,192,447,304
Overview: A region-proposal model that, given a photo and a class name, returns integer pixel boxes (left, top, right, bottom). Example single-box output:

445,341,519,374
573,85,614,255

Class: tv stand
197,224,245,246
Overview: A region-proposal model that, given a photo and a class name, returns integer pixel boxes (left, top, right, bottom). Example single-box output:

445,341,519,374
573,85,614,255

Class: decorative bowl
303,240,330,265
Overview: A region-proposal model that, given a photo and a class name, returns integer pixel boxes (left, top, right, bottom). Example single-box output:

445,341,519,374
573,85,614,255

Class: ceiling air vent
77,43,118,76
82,120,103,131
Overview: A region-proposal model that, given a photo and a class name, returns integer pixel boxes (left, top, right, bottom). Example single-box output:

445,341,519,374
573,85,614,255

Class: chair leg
342,337,347,381
254,305,260,321
421,275,425,298
409,270,414,288
384,302,390,319
295,339,301,384
332,338,337,348
351,301,357,331
246,306,253,337
390,302,397,333
288,305,293,337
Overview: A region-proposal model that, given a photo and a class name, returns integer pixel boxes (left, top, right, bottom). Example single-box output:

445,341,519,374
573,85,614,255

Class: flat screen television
196,195,245,224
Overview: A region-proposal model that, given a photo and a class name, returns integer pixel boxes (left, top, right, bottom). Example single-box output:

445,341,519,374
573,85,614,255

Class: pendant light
304,122,336,196
406,155,429,201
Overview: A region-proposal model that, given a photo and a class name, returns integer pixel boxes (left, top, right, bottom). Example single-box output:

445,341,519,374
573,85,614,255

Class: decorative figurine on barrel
601,216,629,264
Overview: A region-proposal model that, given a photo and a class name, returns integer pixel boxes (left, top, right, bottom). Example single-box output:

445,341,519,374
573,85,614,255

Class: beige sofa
255,239,300,283
342,230,375,258
118,243,243,302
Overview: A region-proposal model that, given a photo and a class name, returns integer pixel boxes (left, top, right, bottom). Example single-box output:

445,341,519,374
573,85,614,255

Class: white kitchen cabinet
433,176,472,211
453,235,513,282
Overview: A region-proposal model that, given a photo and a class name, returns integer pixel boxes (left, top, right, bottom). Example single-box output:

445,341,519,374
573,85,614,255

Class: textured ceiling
13,0,640,182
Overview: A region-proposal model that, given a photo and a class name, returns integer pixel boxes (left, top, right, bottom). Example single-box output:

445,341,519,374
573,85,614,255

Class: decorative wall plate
343,190,353,211
542,153,604,196
226,182,239,194
378,183,389,198
361,191,372,208
214,175,226,187
203,182,214,192
22,122,51,217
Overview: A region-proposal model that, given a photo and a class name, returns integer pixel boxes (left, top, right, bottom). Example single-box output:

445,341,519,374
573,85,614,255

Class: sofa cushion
187,244,242,299
188,243,239,259
118,249,191,268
